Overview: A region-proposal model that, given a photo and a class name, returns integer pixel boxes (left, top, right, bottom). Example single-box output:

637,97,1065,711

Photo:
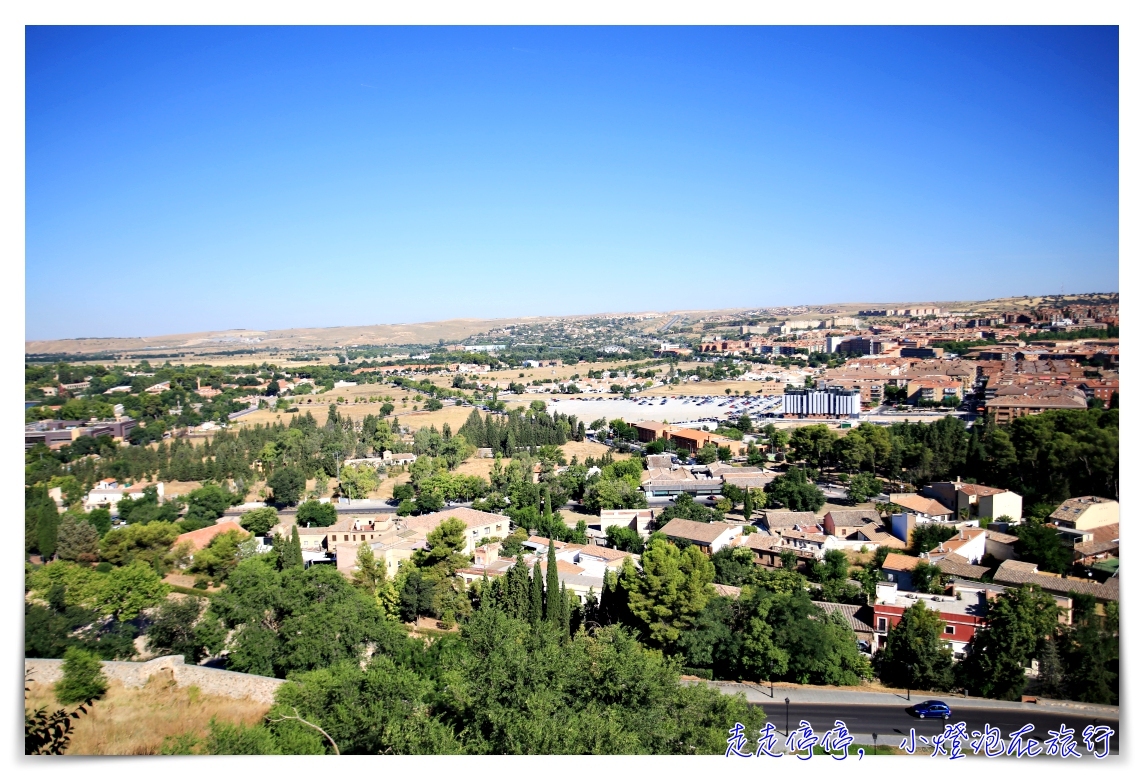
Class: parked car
910,700,951,720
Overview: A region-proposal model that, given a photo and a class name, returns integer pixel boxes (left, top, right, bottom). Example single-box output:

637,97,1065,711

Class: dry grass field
24,677,270,756
636,380,785,397
561,439,626,462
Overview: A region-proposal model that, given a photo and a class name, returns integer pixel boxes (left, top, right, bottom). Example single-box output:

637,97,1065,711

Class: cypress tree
542,485,553,532
507,553,528,619
559,582,571,638
36,501,60,560
288,525,303,569
530,559,544,626
545,538,560,624
742,489,754,523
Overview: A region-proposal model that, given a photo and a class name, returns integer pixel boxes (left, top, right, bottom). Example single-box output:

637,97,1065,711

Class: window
877,617,888,632
944,625,955,635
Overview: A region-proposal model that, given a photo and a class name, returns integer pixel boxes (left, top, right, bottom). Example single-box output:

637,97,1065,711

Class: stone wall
25,656,286,705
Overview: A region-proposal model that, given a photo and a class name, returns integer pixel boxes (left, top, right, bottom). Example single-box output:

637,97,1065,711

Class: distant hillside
25,292,1116,359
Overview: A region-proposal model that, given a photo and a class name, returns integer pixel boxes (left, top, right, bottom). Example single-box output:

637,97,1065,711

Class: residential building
822,509,882,537
985,529,1019,561
993,559,1119,604
1049,496,1119,531
872,582,987,658
399,507,513,555
889,493,955,522
599,508,656,539
904,377,962,405
984,384,1087,424
926,527,987,565
779,527,838,559
658,518,744,554
84,480,165,514
174,520,248,552
923,481,1024,521
880,552,923,591
761,510,819,533
730,531,783,566
782,387,861,418
815,601,879,653
1059,522,1119,568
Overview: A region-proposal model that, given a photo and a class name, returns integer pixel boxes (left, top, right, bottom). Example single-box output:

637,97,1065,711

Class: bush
54,647,108,704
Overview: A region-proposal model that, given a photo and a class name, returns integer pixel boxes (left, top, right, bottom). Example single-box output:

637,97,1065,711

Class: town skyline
27,26,1118,340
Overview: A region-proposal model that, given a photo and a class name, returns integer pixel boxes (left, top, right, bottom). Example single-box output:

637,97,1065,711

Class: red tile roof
174,520,248,552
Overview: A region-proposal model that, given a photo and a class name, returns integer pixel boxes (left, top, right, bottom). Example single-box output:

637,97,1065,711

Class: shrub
54,647,108,705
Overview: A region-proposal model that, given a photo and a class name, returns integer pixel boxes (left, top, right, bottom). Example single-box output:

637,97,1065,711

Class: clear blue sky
26,26,1118,340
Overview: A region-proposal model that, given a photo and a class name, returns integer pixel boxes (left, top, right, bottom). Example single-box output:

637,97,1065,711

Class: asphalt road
750,701,1119,755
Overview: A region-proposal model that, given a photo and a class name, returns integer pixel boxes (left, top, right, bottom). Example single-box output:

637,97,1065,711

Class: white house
84,480,164,513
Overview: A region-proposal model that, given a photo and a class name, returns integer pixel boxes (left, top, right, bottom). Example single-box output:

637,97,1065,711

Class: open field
232,398,530,432
24,677,270,756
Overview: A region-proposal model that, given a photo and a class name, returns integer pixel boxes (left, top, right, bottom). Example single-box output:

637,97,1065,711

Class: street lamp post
873,732,878,756
785,697,790,737
907,663,913,702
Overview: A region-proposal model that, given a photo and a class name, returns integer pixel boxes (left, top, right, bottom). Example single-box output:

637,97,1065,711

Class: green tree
86,508,113,537
545,539,560,625
846,472,882,504
908,523,958,556
694,442,718,465
911,561,945,594
99,521,180,570
875,600,954,692
189,530,249,584
273,526,303,570
1034,635,1065,699
711,546,756,587
620,538,714,647
413,517,470,575
182,484,241,531
268,467,306,507
766,468,825,512
93,561,170,620
146,596,208,663
340,464,381,499
582,478,648,513
741,488,754,522
958,584,1060,700
295,500,337,528
351,542,400,620
788,424,837,468
1060,596,1118,704
605,525,644,554
55,515,101,563
240,507,279,536
36,499,60,560
1014,521,1072,574
55,647,108,705
530,560,544,626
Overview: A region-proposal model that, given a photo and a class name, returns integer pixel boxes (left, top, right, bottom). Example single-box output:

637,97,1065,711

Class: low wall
25,656,286,705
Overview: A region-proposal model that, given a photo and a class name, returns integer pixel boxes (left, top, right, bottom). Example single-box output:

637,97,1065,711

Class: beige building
924,481,1023,521
599,508,656,539
1049,496,1119,531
